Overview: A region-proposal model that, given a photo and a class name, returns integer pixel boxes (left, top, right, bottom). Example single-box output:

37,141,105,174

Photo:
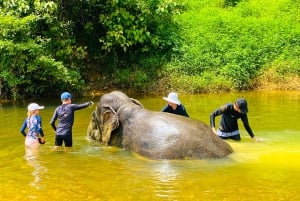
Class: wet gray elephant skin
87,91,233,160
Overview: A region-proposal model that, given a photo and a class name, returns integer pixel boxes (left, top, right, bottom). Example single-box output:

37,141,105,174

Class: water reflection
151,161,180,200
24,148,47,191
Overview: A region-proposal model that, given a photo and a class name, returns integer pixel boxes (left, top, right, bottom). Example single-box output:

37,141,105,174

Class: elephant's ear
130,98,144,108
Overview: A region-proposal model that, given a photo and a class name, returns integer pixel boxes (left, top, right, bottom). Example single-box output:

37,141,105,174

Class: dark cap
236,98,248,114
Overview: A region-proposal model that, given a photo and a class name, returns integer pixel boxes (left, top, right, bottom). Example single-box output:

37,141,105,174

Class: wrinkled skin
87,91,233,160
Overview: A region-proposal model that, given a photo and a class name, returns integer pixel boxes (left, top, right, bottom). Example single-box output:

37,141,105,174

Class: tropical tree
0,0,85,100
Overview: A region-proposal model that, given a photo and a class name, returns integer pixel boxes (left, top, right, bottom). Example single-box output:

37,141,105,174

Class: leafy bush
0,1,86,99
0,0,183,99
163,0,300,92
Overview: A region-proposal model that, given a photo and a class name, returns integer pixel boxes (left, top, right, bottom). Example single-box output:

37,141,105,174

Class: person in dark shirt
50,92,93,151
210,98,256,141
161,92,189,117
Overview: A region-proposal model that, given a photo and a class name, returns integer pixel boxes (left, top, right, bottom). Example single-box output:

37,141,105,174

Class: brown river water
0,90,299,201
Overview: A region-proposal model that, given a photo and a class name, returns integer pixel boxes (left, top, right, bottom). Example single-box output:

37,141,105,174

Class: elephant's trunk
100,107,119,145
92,110,103,143
102,124,112,145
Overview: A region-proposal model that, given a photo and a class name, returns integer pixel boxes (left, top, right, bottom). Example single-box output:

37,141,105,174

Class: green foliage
1,0,299,98
114,68,150,91
99,0,181,53
0,0,183,99
0,0,85,99
164,0,300,92
0,39,83,100
59,0,183,91
95,0,182,73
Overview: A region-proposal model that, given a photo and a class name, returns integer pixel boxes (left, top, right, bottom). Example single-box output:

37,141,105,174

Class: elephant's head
87,91,143,145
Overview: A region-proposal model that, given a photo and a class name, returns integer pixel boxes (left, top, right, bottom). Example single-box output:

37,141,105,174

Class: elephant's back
124,111,233,160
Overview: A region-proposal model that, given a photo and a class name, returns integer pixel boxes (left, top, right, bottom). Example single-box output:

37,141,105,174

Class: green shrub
163,0,300,92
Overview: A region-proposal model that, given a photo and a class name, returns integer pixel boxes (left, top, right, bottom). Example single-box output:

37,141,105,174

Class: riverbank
1,72,298,102
85,70,300,97
254,70,300,91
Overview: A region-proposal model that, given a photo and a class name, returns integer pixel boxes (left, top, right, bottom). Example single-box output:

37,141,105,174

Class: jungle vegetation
0,0,299,100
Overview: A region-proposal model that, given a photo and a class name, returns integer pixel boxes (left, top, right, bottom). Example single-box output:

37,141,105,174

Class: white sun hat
27,103,45,112
163,92,181,105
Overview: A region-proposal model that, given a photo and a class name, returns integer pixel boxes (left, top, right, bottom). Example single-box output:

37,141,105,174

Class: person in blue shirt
161,92,189,117
210,98,256,141
20,103,45,154
50,92,93,151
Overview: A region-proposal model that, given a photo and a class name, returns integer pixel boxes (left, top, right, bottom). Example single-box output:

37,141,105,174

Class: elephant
87,91,233,160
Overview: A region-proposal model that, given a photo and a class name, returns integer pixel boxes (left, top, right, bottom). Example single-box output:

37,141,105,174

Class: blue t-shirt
20,115,44,138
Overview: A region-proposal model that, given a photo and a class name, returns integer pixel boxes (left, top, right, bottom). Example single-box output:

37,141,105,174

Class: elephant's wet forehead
99,100,122,111
99,92,130,110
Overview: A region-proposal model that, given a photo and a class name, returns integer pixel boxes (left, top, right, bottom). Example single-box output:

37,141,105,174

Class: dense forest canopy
0,0,182,99
0,0,299,100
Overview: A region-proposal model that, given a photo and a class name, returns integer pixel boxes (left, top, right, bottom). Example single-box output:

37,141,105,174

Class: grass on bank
154,0,300,93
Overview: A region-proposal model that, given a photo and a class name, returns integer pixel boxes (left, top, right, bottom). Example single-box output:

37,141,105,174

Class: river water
0,90,299,201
